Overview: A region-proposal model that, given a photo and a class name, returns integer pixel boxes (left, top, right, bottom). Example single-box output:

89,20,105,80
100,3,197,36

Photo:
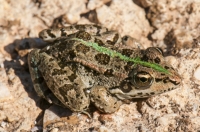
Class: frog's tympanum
28,24,181,115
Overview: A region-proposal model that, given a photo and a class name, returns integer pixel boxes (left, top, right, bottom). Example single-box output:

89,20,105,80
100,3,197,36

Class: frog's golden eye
132,71,153,89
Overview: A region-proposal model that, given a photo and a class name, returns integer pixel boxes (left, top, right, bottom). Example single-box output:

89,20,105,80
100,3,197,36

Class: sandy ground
0,0,200,131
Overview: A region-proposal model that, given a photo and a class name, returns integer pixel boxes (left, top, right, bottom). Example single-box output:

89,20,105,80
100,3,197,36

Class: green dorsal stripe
72,38,169,74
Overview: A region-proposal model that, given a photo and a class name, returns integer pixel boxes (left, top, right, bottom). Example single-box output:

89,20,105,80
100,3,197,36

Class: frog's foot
90,86,122,114
79,110,92,119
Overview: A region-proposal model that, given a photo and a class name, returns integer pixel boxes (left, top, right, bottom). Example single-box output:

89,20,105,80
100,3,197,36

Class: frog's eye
132,71,154,89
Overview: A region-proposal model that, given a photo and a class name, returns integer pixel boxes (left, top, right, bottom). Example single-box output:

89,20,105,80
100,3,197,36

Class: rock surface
0,0,200,131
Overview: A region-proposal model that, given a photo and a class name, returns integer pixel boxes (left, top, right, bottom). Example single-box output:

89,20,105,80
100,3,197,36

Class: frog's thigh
90,86,122,113
36,51,90,112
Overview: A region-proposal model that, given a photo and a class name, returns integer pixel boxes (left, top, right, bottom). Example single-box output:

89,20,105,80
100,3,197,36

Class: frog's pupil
139,77,147,83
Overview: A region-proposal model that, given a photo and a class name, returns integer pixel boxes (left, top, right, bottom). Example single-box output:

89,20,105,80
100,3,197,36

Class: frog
28,24,181,115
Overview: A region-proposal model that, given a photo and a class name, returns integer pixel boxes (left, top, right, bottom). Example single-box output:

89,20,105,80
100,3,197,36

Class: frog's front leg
90,86,122,113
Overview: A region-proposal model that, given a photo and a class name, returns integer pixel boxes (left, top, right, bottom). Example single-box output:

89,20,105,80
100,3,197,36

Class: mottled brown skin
28,24,181,115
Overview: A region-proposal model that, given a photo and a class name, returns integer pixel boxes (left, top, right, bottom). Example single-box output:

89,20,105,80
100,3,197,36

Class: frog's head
109,64,181,100
109,47,181,100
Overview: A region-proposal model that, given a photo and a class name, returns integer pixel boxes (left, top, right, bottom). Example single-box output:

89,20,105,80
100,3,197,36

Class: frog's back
40,29,144,81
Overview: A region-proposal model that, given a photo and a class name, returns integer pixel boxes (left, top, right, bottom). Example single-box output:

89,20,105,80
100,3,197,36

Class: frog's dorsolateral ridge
28,24,181,115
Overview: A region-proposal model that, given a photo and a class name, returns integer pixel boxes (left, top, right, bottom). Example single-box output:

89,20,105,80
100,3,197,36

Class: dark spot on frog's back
58,84,74,102
94,38,104,46
124,62,133,72
142,54,161,64
68,73,77,82
154,57,161,64
52,69,67,76
106,33,119,45
54,39,75,52
95,53,110,65
93,25,107,35
75,44,90,54
68,50,76,59
164,66,170,69
76,31,91,41
121,49,134,57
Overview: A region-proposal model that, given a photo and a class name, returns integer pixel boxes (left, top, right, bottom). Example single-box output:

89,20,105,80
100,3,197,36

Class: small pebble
193,65,200,80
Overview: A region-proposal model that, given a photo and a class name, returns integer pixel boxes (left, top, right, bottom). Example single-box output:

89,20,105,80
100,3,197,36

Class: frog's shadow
3,37,45,100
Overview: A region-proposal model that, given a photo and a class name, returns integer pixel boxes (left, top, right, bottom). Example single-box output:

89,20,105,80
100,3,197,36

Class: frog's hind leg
30,50,91,114
90,86,122,114
28,49,62,105
38,24,109,42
